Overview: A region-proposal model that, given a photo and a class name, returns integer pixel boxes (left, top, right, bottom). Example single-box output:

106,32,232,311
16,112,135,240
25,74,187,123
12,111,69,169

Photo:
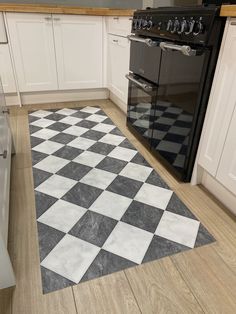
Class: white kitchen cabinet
198,19,236,176
107,34,130,105
106,16,132,37
53,15,103,90
6,13,58,92
0,44,16,93
216,107,236,195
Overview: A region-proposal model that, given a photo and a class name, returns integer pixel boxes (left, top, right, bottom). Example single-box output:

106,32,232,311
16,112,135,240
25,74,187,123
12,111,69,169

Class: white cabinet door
6,13,58,92
0,45,16,93
53,15,103,90
198,19,236,176
216,107,236,195
107,34,130,104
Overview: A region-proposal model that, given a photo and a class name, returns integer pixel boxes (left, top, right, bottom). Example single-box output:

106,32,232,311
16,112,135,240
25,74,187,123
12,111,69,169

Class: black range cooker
126,5,226,182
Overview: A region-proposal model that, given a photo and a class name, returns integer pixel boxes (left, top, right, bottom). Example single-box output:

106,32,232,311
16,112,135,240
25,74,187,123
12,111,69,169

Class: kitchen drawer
106,16,132,37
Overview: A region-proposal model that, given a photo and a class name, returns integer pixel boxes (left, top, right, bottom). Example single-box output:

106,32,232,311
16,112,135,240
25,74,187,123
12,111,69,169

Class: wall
0,0,142,9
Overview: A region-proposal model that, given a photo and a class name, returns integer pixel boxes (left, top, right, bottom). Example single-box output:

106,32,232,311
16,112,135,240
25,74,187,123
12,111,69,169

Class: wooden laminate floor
0,99,236,314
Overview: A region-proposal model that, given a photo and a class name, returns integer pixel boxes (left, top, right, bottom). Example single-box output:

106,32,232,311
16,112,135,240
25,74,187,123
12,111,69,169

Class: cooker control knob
178,19,187,35
147,19,153,30
166,19,173,32
132,18,138,30
138,18,143,29
171,18,180,34
185,18,195,35
142,19,148,29
193,17,204,36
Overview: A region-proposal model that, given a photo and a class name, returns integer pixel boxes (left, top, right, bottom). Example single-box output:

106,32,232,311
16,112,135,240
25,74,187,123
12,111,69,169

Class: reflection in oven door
127,75,158,143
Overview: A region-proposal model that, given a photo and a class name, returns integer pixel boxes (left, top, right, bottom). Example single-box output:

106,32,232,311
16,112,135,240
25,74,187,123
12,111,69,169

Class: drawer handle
113,17,119,20
230,22,236,25
0,150,7,159
113,39,119,43
2,108,9,114
45,17,52,21
53,17,60,21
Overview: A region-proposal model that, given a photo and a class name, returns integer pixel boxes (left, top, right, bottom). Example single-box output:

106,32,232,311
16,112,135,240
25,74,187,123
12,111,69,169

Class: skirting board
202,170,236,216
5,88,109,106
109,91,127,114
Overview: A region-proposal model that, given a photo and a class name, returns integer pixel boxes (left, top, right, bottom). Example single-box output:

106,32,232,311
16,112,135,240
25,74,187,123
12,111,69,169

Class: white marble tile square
38,200,86,233
41,234,100,283
92,123,115,134
80,106,100,114
120,162,152,182
33,140,63,155
30,118,54,128
80,168,116,190
90,191,132,220
56,108,77,116
86,114,107,123
68,137,96,150
36,174,77,199
99,134,125,146
73,151,105,167
103,221,153,264
63,125,88,137
34,155,70,174
134,183,173,210
30,110,52,118
32,128,59,140
155,211,200,248
59,116,82,125
108,147,137,162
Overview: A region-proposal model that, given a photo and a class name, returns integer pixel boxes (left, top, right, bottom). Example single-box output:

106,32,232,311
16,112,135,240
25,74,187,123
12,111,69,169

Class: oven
126,7,225,181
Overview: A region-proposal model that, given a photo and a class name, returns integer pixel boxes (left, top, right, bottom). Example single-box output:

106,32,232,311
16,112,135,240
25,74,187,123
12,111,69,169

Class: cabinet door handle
53,17,60,21
113,17,119,20
45,17,52,21
2,108,9,114
0,150,7,159
113,39,119,43
230,22,236,25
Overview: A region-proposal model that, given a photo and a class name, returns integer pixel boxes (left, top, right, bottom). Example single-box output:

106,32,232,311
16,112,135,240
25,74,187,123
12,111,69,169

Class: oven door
126,74,158,144
151,42,210,180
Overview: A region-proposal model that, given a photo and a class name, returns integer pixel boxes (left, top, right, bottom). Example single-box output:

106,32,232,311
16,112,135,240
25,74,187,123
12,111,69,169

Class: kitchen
0,0,236,313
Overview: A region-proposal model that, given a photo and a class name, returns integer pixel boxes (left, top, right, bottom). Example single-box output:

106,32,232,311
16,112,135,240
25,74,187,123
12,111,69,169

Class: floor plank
125,256,204,314
73,272,141,314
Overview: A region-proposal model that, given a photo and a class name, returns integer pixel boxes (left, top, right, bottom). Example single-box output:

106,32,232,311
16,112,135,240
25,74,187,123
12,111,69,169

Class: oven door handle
160,42,197,56
127,35,158,47
125,74,153,92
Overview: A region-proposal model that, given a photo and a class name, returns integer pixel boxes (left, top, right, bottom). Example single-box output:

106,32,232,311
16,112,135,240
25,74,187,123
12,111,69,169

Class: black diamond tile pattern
28,106,215,294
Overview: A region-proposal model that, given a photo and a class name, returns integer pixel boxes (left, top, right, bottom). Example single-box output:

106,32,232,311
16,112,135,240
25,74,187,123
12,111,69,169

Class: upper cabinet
6,13,58,92
198,19,236,177
53,15,103,90
0,45,16,93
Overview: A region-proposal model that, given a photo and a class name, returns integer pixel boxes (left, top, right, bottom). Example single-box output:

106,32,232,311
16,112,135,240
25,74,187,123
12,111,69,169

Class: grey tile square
31,151,48,166
107,175,143,199
121,201,164,233
53,146,83,160
41,266,75,294
102,117,114,125
46,113,65,121
33,168,52,188
37,222,65,262
35,191,57,218
30,136,44,148
88,142,116,155
62,182,103,209
28,115,40,123
131,153,151,167
57,162,92,181
71,111,91,119
119,139,136,150
195,224,216,248
81,130,105,141
166,193,197,220
80,249,136,283
69,211,117,247
50,133,76,145
96,156,127,174
29,125,41,135
110,127,123,136
146,170,170,190
47,122,71,132
95,109,107,116
142,235,190,263
76,120,98,129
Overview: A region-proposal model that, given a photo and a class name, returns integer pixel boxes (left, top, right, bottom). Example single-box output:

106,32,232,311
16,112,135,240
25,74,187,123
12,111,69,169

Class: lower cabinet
107,34,130,105
53,15,103,90
0,44,16,93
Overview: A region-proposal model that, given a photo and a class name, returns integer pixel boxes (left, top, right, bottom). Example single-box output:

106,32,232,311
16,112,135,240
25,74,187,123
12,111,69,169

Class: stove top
132,6,222,45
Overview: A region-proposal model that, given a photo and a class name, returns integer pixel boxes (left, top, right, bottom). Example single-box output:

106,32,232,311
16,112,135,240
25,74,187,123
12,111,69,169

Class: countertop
220,5,236,17
0,3,134,16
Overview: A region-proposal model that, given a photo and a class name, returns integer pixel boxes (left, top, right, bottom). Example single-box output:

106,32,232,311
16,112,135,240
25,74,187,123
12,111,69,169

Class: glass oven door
151,44,210,179
127,74,158,144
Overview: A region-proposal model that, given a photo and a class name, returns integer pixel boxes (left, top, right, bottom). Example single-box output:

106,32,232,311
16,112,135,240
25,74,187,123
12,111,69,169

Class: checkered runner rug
28,106,215,294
